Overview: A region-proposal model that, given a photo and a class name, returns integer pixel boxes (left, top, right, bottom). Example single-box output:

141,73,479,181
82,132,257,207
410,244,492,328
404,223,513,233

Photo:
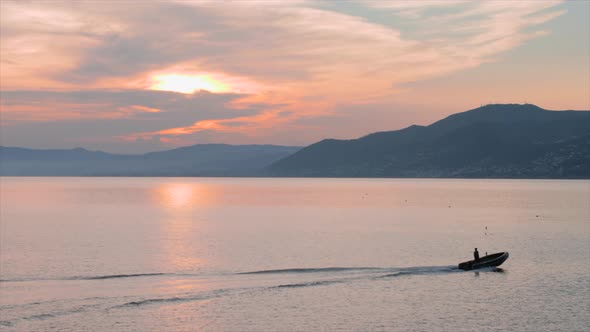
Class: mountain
3,104,589,178
270,104,590,178
0,144,300,176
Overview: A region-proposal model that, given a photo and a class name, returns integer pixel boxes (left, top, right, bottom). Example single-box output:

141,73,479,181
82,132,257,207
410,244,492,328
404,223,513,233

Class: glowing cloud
149,74,229,94
1,0,586,153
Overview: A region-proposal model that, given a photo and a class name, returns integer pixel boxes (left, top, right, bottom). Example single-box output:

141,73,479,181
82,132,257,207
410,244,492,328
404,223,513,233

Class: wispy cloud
0,89,250,123
0,0,570,151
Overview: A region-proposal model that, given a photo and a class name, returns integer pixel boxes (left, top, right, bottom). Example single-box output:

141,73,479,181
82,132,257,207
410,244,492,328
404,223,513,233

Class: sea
1,177,589,331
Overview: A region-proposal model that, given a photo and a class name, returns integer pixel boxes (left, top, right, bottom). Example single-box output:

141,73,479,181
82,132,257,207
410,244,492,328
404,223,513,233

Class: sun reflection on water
161,183,195,208
153,182,217,273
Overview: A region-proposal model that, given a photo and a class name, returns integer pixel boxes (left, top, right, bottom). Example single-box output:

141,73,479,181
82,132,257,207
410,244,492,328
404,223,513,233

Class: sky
1,0,589,153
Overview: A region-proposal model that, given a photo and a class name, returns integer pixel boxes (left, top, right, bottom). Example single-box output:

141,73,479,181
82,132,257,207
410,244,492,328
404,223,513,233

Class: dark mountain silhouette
0,144,300,176
270,104,590,178
3,104,588,178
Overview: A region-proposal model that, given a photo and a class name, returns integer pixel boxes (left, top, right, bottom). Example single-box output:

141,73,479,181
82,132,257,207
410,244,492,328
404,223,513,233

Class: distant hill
0,144,300,176
3,104,589,178
270,104,590,178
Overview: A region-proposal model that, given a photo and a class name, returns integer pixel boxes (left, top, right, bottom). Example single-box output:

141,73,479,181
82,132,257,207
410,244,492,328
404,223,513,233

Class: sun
149,74,229,94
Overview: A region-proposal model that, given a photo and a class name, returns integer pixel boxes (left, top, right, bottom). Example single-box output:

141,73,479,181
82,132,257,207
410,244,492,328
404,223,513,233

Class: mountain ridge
269,104,590,178
0,144,301,176
2,104,588,178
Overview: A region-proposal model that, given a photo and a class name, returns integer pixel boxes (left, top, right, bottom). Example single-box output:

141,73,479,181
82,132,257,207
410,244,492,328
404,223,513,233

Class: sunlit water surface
1,177,589,331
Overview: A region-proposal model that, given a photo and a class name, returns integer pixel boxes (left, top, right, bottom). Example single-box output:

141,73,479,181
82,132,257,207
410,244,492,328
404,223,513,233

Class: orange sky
0,0,588,153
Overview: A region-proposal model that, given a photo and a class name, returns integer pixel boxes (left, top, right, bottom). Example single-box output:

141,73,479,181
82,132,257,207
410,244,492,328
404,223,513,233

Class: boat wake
2,265,466,284
114,288,232,308
239,265,460,279
376,266,460,278
1,264,502,327
1,273,173,283
72,273,169,280
238,267,385,275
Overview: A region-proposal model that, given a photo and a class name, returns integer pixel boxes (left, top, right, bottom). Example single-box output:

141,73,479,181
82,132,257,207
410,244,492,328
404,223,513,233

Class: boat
458,252,509,271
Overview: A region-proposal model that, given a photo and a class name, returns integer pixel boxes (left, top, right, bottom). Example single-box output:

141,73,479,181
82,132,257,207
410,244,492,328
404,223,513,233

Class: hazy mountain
270,104,590,178
3,104,589,178
0,144,300,176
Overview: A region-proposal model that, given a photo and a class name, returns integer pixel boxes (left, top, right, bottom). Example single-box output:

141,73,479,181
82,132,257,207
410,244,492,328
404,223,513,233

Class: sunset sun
148,74,229,94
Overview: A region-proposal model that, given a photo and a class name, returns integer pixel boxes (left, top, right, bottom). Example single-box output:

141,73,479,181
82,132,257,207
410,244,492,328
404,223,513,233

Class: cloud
0,89,289,152
2,1,565,89
0,89,251,123
0,0,569,151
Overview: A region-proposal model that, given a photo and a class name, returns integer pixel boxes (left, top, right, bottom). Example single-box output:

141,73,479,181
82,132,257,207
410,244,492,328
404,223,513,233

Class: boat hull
458,252,509,271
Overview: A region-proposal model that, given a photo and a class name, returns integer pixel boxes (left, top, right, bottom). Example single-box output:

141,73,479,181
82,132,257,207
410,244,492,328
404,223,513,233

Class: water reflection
153,182,213,273
473,267,506,277
159,183,196,208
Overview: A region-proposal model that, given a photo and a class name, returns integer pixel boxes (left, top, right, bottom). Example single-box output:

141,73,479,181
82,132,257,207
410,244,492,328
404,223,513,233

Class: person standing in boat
474,248,480,261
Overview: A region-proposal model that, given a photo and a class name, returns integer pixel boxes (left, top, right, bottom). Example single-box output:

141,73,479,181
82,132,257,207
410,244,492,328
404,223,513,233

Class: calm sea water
1,177,589,331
